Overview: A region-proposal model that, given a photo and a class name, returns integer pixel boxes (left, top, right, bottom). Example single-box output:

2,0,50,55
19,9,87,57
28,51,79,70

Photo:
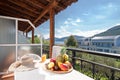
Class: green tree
30,35,50,44
65,35,78,47
43,39,50,45
30,35,40,43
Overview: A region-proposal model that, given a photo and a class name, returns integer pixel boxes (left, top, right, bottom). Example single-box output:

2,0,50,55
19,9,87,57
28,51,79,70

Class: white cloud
115,23,120,26
55,26,71,38
43,28,107,39
79,30,106,37
76,19,81,22
71,22,78,26
53,18,107,38
55,25,106,38
55,18,83,38
69,29,106,37
43,34,49,39
43,23,107,39
64,21,69,24
63,18,83,27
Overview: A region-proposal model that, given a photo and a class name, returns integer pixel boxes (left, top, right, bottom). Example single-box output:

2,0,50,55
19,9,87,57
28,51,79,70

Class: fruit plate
43,63,73,74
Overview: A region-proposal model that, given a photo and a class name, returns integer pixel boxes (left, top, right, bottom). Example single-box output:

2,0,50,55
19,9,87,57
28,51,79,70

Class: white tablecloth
14,60,94,80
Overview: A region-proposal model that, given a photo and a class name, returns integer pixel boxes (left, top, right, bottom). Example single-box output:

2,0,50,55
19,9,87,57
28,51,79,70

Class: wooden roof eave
24,0,58,33
0,0,78,32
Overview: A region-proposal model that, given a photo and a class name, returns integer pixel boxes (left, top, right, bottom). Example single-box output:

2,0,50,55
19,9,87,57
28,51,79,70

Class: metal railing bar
72,57,120,72
67,48,120,59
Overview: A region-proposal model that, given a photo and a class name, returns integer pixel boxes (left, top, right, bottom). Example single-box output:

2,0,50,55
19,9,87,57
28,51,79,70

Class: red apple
50,58,56,63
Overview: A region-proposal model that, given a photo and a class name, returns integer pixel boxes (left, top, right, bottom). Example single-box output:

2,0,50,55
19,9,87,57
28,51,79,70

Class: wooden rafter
0,6,34,20
7,0,40,15
44,16,49,19
24,0,58,32
46,0,51,2
47,0,65,10
0,3,36,18
57,3,66,10
34,0,57,23
25,0,46,9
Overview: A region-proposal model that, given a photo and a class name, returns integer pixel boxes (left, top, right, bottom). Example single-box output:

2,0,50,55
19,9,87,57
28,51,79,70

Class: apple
50,58,56,63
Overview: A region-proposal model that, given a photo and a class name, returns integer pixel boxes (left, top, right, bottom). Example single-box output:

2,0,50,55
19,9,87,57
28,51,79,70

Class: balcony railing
43,45,120,80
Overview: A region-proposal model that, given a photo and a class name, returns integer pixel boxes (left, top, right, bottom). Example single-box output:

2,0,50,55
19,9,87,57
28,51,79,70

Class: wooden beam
49,8,55,58
24,0,58,32
46,0,51,2
44,15,49,19
1,3,37,17
25,0,45,9
34,0,57,23
32,28,34,43
8,0,40,14
0,6,33,19
57,3,66,10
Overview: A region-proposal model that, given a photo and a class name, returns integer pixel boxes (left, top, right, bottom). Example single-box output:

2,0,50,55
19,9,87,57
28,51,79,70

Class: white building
78,35,120,54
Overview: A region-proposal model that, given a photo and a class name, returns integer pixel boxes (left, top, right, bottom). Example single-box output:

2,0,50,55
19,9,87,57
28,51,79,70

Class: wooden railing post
111,69,115,80
80,60,83,72
92,64,95,79
32,28,34,43
72,50,76,68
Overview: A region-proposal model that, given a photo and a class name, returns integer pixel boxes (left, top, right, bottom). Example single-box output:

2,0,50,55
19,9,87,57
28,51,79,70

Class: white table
14,60,94,80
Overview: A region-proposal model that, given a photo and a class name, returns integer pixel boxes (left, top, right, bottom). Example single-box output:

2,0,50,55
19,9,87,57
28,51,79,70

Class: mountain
55,35,84,41
94,25,120,36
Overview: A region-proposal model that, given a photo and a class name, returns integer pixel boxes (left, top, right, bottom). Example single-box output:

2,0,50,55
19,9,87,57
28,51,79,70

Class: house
78,36,120,53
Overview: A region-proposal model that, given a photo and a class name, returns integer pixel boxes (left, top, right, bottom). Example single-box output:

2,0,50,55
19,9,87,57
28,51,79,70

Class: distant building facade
78,35,120,54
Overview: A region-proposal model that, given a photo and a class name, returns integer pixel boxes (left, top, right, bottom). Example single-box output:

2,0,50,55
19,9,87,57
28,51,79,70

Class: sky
33,0,120,39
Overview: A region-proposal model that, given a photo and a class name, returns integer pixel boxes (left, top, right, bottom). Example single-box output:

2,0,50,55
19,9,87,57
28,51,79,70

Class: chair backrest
52,46,62,58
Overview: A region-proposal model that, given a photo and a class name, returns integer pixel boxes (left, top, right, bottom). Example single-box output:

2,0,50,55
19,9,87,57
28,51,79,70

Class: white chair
52,46,62,58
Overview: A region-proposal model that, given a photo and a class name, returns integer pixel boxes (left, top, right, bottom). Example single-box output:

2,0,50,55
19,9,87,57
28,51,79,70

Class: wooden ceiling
0,0,77,32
